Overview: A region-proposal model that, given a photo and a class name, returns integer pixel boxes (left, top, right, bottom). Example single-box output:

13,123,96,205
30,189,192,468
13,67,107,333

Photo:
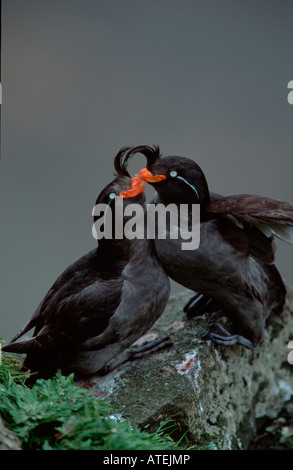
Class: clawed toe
127,335,173,360
204,322,258,350
106,335,173,373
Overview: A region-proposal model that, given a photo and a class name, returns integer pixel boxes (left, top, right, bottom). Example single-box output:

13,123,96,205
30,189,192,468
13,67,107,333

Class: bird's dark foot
184,293,221,318
204,322,258,350
106,336,173,373
127,335,173,360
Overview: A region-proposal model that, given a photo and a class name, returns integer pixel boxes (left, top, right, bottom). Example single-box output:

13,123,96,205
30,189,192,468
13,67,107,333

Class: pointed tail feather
2,337,39,354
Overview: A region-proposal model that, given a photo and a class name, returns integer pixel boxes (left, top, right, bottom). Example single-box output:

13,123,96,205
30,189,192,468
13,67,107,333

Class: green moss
0,352,185,450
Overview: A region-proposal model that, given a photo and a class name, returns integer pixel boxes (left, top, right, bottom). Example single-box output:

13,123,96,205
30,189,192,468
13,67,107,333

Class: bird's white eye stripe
109,192,116,200
170,170,177,177
176,175,200,199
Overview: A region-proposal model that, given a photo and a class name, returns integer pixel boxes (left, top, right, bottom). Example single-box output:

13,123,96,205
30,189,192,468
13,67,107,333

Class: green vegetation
0,350,31,387
3,348,293,450
0,352,186,450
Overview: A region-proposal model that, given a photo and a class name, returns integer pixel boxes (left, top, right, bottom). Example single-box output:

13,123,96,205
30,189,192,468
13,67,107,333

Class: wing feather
3,249,124,353
207,194,293,244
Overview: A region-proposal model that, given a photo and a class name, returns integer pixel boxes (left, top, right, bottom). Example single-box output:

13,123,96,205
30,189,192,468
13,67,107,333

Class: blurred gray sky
1,0,293,339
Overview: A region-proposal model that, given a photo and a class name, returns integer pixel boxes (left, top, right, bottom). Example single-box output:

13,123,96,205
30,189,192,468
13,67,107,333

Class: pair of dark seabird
3,145,293,379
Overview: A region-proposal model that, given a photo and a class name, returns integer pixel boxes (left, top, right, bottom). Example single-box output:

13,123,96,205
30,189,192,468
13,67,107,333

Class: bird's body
128,145,293,348
154,201,285,345
3,149,170,379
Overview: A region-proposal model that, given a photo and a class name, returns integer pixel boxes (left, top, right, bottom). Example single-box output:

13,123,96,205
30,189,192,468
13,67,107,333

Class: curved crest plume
126,145,161,167
114,146,132,177
114,145,161,177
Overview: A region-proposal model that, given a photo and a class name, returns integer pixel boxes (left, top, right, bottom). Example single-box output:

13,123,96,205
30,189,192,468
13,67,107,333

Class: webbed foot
204,322,258,350
106,336,173,372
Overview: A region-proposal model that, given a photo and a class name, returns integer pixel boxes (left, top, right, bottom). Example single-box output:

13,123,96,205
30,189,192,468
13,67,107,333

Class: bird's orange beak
136,168,167,183
120,169,166,198
120,176,146,199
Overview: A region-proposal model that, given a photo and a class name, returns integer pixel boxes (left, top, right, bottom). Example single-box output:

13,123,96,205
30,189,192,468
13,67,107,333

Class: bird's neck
155,195,210,214
97,230,153,261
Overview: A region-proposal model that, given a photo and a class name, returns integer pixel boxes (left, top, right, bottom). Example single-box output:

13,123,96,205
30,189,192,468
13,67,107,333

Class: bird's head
125,145,211,206
94,146,146,209
93,147,148,246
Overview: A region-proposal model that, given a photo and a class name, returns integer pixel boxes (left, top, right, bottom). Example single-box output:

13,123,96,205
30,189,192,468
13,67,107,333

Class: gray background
1,0,293,339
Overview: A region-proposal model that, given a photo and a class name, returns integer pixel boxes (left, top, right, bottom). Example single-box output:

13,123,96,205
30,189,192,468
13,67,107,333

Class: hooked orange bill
120,169,166,198
136,168,167,183
120,176,146,199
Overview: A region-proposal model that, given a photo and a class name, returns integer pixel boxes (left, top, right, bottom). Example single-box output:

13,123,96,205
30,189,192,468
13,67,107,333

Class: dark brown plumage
2,148,170,380
128,145,293,349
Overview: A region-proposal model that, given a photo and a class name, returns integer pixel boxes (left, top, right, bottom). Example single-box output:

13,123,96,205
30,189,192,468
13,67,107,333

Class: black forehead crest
114,147,132,177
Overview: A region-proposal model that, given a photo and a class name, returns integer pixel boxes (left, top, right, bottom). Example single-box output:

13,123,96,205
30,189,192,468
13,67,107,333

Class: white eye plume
176,176,200,199
169,170,199,198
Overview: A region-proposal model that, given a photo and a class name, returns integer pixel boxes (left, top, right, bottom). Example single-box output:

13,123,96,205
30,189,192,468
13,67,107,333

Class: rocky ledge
79,285,293,450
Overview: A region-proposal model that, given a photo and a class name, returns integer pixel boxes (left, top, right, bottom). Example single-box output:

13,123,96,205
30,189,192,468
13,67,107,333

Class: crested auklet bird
127,145,293,349
2,148,170,380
